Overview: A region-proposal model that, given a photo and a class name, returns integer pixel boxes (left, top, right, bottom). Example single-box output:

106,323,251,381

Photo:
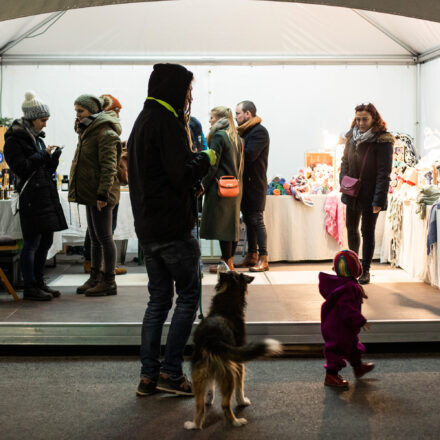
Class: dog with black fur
184,271,282,430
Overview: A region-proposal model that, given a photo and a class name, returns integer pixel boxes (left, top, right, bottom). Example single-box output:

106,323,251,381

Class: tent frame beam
352,9,419,58
0,54,416,65
0,11,66,55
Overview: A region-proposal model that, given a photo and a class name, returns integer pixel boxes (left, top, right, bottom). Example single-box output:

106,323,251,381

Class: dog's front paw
184,421,199,430
232,418,248,427
237,397,251,407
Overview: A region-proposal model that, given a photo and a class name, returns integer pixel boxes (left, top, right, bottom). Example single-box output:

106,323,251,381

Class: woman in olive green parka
69,94,121,297
200,106,243,272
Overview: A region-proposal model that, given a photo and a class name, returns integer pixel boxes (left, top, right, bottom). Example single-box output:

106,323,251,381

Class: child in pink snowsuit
319,249,374,388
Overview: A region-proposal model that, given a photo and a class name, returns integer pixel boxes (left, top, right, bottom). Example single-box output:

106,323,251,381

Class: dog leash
197,216,204,320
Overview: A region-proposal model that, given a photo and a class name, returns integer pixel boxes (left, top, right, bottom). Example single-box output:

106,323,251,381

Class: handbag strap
358,145,372,182
19,170,37,194
236,137,244,180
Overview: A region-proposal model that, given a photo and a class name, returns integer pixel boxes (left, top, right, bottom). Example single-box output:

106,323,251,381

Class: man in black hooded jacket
128,64,215,397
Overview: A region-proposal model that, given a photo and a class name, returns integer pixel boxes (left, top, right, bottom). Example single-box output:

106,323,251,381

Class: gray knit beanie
74,94,103,114
22,91,50,120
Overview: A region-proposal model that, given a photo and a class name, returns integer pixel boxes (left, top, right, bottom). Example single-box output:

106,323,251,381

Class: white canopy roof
1,0,440,64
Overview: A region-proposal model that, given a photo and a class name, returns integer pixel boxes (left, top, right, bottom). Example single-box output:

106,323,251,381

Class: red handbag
217,139,244,198
340,146,371,197
217,176,239,197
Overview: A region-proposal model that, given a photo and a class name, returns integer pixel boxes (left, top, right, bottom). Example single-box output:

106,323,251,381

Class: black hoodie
127,63,210,244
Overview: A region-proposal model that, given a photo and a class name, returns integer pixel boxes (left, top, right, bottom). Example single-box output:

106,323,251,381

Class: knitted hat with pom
101,94,122,112
333,250,363,278
22,91,50,120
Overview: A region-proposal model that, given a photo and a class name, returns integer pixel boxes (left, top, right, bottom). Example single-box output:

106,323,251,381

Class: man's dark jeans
346,205,380,271
243,210,268,256
20,231,54,287
140,236,201,380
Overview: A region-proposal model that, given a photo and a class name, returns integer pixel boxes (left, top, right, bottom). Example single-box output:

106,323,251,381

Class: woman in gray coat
200,106,243,272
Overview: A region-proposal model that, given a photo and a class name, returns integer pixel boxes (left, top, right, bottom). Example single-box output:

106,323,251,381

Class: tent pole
352,10,419,58
415,63,422,153
0,11,66,55
0,54,415,65
417,45,440,63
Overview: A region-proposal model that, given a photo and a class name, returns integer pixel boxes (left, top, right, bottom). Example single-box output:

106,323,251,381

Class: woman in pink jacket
319,250,374,388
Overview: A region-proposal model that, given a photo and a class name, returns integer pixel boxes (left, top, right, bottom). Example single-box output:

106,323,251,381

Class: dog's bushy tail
223,339,283,363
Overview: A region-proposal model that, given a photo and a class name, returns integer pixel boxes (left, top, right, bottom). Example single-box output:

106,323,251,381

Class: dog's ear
241,274,255,284
216,271,229,294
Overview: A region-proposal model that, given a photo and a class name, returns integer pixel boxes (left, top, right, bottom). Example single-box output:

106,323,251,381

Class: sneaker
136,377,157,396
359,271,370,285
324,373,349,388
353,362,375,379
156,373,193,396
37,281,61,298
23,287,52,301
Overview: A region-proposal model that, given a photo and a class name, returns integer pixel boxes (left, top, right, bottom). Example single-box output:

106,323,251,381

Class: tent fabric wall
1,63,415,179
2,0,440,23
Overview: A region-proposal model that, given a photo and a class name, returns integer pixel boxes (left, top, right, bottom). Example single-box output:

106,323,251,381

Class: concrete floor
1,354,439,439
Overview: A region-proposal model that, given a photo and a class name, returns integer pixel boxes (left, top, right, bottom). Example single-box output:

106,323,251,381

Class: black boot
85,272,117,297
359,270,370,285
36,279,61,298
77,268,100,294
23,286,52,301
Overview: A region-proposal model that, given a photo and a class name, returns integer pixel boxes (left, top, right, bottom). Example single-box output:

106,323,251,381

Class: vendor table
381,201,439,288
264,195,386,262
0,200,62,259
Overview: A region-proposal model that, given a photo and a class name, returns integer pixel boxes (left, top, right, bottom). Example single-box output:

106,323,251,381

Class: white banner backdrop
2,63,415,178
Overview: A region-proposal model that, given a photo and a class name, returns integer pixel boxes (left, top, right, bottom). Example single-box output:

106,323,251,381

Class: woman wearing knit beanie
81,94,127,277
69,94,122,296
3,91,67,301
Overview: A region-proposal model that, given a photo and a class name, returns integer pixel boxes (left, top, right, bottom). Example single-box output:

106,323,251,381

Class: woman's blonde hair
184,81,194,151
207,106,239,147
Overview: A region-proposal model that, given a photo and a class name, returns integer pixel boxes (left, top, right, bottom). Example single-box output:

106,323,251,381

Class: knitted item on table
333,250,362,278
22,91,50,120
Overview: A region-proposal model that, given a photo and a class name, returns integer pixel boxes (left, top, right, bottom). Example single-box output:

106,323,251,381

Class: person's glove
202,149,216,166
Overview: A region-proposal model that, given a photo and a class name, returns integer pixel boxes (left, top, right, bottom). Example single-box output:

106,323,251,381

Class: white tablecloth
264,195,386,262
0,200,62,259
0,191,136,257
381,201,439,287
58,190,136,244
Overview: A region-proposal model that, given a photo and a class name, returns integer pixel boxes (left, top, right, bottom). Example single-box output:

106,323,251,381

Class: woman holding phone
4,91,67,300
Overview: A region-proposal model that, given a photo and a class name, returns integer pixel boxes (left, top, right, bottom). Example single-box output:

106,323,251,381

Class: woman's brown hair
350,103,387,134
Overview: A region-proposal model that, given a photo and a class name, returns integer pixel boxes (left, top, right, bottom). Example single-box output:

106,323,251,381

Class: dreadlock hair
184,81,195,151
207,106,239,149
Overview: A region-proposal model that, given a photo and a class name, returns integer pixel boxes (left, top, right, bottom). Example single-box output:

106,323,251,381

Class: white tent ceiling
2,0,440,23
1,0,440,64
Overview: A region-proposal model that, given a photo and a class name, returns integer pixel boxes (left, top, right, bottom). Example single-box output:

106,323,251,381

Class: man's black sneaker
37,281,61,298
359,271,370,285
156,373,193,396
136,378,157,396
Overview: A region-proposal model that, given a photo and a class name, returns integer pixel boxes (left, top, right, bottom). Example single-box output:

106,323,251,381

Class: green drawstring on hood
146,97,178,118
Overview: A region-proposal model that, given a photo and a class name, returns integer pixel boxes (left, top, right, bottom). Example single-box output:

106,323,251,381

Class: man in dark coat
4,91,67,301
128,63,215,397
235,100,270,272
